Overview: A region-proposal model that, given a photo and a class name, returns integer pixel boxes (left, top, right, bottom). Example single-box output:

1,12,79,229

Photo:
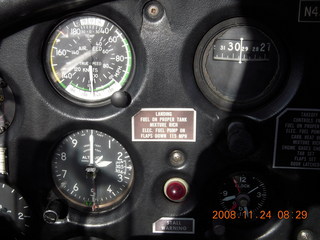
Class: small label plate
273,108,320,170
132,108,196,142
299,0,320,22
152,217,195,234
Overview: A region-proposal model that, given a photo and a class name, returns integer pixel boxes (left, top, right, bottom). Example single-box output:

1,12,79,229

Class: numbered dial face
45,14,134,105
218,172,267,219
194,18,281,110
0,184,30,238
51,129,134,212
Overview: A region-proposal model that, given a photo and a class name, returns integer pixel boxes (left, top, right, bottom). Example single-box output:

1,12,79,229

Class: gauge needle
248,186,259,194
89,65,94,95
222,195,236,202
89,131,94,166
95,156,103,163
90,174,98,212
95,156,112,168
233,177,241,193
59,50,95,76
231,202,238,210
244,206,249,217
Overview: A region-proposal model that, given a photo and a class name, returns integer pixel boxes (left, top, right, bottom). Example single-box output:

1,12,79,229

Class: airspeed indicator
45,14,134,106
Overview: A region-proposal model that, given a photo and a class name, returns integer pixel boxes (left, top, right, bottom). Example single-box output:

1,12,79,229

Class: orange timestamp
212,210,308,220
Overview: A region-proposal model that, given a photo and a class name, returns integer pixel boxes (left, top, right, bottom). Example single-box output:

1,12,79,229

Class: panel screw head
144,1,164,21
148,5,159,17
169,150,185,167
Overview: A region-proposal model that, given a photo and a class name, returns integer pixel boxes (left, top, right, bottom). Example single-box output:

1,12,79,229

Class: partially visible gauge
194,18,283,110
0,183,30,239
51,129,134,212
45,14,134,106
218,172,268,221
0,78,15,134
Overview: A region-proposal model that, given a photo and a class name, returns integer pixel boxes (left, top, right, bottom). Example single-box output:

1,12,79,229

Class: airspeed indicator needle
89,65,94,96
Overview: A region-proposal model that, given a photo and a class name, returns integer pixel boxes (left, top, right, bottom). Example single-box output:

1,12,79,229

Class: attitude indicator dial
51,129,134,212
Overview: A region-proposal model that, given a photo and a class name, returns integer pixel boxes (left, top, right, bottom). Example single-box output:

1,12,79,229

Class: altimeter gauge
51,129,134,212
45,14,134,106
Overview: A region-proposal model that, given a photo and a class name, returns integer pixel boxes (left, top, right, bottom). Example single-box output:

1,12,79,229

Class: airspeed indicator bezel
44,13,135,107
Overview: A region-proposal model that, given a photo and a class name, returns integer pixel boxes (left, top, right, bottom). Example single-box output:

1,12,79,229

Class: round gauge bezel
50,129,135,213
194,17,285,111
43,13,136,107
0,183,31,236
218,171,269,223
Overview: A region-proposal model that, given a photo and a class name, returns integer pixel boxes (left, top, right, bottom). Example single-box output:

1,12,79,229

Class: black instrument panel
0,0,319,239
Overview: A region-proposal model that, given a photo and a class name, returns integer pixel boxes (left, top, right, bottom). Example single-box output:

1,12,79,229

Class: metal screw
148,4,159,17
297,230,314,240
169,150,185,167
145,1,164,20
